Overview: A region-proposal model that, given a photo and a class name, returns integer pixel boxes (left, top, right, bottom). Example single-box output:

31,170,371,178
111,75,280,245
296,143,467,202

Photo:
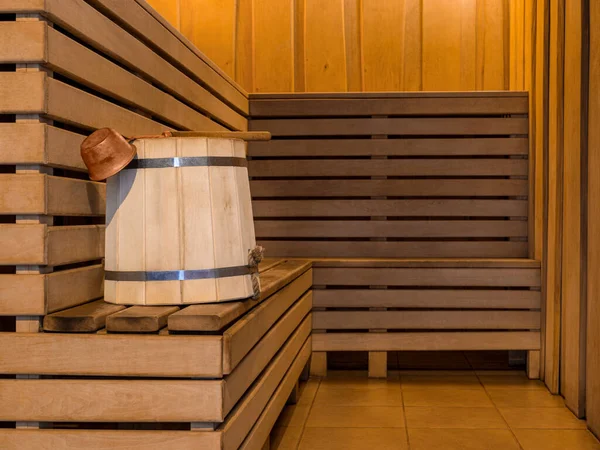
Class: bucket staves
104,134,265,305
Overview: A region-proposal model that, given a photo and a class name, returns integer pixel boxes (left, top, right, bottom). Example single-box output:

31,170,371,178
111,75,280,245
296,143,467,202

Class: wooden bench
248,92,541,379
0,259,311,449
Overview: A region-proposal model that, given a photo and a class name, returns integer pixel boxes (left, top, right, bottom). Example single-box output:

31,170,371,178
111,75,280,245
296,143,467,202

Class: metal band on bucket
105,265,257,282
123,156,248,170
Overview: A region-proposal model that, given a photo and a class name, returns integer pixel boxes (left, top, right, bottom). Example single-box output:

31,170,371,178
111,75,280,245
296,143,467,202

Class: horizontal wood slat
313,289,541,309
311,259,541,268
313,332,541,351
106,306,180,333
250,96,529,117
255,220,527,238
250,118,528,136
0,429,219,450
248,138,529,157
253,200,528,217
0,264,104,316
0,378,227,422
313,310,541,330
0,174,105,216
39,0,243,129
313,268,541,287
0,123,87,171
223,271,312,373
43,299,125,333
256,241,528,258
43,26,229,131
168,260,311,332
0,332,223,377
89,0,248,114
0,225,104,266
251,180,529,198
249,159,528,178
249,92,529,99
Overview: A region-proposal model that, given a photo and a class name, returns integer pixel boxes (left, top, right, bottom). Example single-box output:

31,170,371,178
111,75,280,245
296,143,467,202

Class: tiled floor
271,370,600,450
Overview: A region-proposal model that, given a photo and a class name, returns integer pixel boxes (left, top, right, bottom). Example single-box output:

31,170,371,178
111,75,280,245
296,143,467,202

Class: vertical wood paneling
253,0,294,92
362,0,404,91
293,0,306,92
460,0,477,91
477,0,509,90
423,0,462,91
305,0,347,91
158,0,512,93
180,0,237,78
587,0,600,438
343,0,362,91
402,0,422,91
544,0,564,395
561,0,586,418
146,0,181,30
236,0,254,91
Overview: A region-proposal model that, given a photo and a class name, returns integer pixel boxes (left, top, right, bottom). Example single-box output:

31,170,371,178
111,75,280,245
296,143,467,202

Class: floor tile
513,429,600,450
271,427,303,450
403,388,493,407
400,373,483,390
297,378,320,406
314,385,403,406
408,428,521,450
478,374,547,390
487,388,565,408
306,405,405,428
298,427,408,450
320,371,401,389
405,407,507,429
275,404,311,428
499,407,587,429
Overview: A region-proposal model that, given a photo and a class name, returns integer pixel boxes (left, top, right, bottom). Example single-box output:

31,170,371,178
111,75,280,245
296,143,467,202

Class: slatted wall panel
248,92,530,259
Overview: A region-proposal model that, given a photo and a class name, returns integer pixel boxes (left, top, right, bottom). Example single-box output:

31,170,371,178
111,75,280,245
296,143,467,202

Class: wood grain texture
304,0,346,91
314,267,541,287
106,306,180,333
223,272,312,373
43,300,125,333
561,0,586,418
0,123,86,171
0,378,225,422
0,430,221,450
3,0,512,93
180,0,236,79
313,310,541,330
168,260,311,331
587,0,600,437
313,331,541,351
0,332,224,377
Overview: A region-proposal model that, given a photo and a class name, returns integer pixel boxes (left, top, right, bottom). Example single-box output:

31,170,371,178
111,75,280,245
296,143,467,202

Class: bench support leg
286,380,300,405
527,350,541,379
368,351,387,378
261,436,270,450
300,357,311,382
310,352,327,377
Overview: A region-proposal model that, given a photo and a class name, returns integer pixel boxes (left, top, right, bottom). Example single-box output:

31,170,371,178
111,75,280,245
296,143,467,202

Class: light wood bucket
104,131,270,305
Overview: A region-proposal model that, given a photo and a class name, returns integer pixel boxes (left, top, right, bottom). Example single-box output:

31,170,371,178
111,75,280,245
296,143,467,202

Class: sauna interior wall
148,0,525,92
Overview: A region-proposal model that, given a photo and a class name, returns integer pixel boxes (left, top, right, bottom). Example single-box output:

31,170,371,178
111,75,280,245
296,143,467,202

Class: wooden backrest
248,92,530,259
0,1,248,317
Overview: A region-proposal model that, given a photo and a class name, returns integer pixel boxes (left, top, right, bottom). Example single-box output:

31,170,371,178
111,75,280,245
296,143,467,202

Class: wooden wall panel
305,0,347,91
362,0,404,91
146,0,180,30
153,0,512,92
561,0,586,418
180,0,236,79
587,0,600,438
422,0,462,91
253,0,294,92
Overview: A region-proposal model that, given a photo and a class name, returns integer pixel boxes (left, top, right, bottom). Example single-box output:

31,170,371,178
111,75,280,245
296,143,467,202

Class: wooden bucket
104,132,269,305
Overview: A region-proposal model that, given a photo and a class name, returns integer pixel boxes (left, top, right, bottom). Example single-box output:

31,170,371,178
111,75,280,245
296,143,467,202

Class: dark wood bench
248,91,541,379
